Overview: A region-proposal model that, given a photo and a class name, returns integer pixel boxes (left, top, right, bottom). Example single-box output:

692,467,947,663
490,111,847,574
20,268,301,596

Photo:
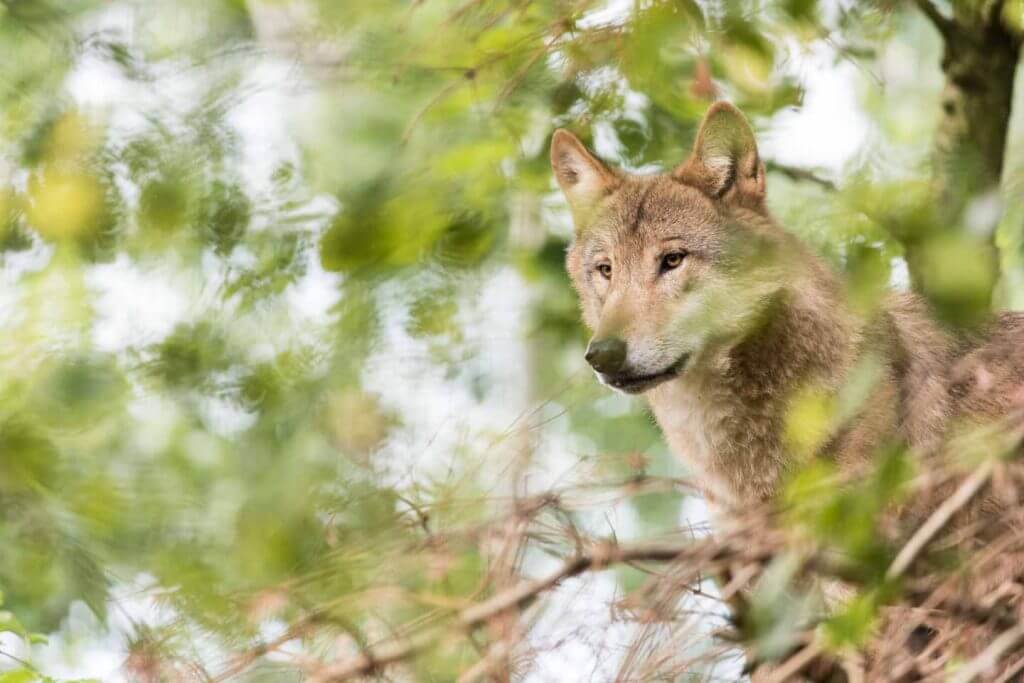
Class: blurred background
1,0,1022,680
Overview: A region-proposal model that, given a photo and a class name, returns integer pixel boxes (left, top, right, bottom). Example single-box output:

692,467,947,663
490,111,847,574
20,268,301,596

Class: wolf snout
585,337,627,374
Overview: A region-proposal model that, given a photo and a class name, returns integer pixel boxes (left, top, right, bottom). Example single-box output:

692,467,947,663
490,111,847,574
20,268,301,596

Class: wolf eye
661,251,687,272
596,263,612,279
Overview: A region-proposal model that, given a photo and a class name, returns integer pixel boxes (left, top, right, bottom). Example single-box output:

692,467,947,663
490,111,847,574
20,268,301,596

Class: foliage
0,0,1021,680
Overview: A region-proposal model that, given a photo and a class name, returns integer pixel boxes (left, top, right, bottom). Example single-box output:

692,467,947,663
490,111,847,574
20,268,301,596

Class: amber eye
661,251,687,272
596,263,612,280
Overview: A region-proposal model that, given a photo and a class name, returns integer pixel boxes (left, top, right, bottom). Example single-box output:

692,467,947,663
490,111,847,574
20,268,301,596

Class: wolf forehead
578,175,724,252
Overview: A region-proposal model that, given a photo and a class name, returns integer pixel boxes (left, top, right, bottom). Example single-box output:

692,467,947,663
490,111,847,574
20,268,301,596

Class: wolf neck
646,280,857,510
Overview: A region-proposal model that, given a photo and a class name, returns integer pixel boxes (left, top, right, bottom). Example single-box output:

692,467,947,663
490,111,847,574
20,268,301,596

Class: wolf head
554,102,789,394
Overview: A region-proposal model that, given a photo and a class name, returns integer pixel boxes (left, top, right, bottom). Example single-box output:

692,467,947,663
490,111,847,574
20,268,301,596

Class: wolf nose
585,337,627,374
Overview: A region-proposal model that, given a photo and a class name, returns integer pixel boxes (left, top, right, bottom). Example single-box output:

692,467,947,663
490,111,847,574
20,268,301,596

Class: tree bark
908,0,1021,323
934,1,1019,197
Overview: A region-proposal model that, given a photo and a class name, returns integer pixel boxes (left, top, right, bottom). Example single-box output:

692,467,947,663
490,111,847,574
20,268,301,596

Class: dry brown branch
994,654,1024,683
210,610,323,682
904,588,1020,632
456,637,514,683
949,623,1024,683
764,640,824,683
308,534,773,682
458,537,761,628
886,458,996,579
307,628,437,683
883,520,1024,679
212,437,1022,683
757,456,1007,682
456,599,546,683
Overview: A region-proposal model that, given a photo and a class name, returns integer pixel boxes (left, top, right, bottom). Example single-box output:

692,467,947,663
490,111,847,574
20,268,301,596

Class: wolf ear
551,129,620,224
674,102,766,210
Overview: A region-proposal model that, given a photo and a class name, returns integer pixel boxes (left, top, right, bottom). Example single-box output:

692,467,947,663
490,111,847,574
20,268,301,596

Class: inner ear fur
673,101,766,211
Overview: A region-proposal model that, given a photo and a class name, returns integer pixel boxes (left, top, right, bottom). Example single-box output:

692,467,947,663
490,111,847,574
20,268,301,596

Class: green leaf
824,590,879,647
0,669,37,683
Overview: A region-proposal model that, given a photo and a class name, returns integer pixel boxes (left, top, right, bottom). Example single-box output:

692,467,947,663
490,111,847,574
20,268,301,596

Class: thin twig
766,458,999,682
949,623,1024,683
887,458,996,579
456,637,515,683
401,79,465,143
456,599,546,683
458,539,717,628
491,29,564,108
764,640,824,683
0,649,36,670
210,612,321,682
307,629,437,683
994,654,1024,683
309,536,767,682
765,161,837,191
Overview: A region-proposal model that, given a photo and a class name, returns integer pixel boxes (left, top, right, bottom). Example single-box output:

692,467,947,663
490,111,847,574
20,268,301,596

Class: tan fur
554,103,1024,675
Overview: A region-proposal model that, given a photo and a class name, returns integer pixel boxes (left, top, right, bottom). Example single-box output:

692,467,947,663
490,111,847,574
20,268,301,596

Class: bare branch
456,636,515,683
459,539,727,627
211,612,321,683
765,161,837,191
912,0,956,39
949,623,1024,683
456,599,545,683
308,535,774,682
764,640,824,683
307,629,436,683
887,458,995,579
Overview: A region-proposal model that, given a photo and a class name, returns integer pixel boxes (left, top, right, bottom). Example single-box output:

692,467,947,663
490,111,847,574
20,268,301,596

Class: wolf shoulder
948,310,1024,422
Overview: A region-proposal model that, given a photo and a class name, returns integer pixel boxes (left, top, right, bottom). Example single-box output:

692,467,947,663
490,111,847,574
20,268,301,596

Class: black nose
585,337,627,374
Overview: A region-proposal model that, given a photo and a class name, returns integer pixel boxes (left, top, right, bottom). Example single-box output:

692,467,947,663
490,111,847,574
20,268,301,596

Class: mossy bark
907,0,1021,325
935,2,1019,197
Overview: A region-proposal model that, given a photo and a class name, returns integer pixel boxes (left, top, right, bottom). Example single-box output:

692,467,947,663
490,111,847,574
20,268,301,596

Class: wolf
552,102,1024,674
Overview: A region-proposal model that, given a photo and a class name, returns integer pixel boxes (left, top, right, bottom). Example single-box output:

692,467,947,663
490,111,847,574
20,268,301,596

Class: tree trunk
935,2,1018,198
907,0,1021,325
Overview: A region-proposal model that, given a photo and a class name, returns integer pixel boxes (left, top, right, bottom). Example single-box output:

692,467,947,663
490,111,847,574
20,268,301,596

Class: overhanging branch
765,161,837,191
913,0,956,39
